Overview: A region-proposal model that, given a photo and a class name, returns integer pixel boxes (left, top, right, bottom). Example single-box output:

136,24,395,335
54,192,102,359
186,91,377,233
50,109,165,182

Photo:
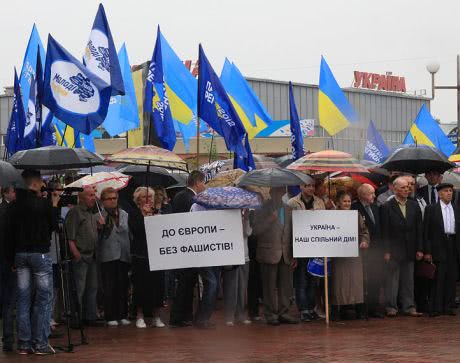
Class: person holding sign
287,181,325,322
253,187,299,326
381,177,424,317
330,191,370,321
423,183,459,317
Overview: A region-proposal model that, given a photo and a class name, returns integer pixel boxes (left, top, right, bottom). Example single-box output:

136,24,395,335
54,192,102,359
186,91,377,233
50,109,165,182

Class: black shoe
309,311,321,320
300,312,313,322
266,319,280,326
34,344,56,356
194,321,216,329
169,321,192,328
84,319,105,327
429,311,441,317
279,315,299,324
443,309,456,316
17,347,34,355
2,344,13,352
369,311,385,319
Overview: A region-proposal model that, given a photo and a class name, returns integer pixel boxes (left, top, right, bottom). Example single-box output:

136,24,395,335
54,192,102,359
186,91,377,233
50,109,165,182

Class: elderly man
287,182,325,322
253,187,298,325
352,183,384,318
381,176,424,317
65,186,102,326
424,183,460,316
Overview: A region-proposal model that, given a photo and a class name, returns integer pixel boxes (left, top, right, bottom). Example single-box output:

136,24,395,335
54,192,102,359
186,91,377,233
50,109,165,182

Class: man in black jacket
169,171,206,327
6,170,59,355
352,183,384,318
423,183,459,316
381,176,424,317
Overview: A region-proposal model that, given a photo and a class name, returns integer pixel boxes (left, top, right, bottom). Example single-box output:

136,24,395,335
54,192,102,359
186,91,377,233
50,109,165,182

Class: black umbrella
381,145,455,174
0,160,25,188
117,164,188,188
9,146,105,170
274,154,295,168
236,168,314,187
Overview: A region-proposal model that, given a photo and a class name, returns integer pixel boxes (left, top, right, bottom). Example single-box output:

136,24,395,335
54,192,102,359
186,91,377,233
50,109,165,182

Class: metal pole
431,72,435,100
196,45,201,168
457,54,460,145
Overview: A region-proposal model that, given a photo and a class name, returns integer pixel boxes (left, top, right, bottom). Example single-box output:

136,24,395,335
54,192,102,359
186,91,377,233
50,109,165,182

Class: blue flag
83,3,124,96
43,35,112,135
19,24,46,115
198,44,246,157
103,43,140,136
40,107,56,147
289,82,305,160
234,134,256,171
363,120,389,163
6,69,26,157
145,27,176,150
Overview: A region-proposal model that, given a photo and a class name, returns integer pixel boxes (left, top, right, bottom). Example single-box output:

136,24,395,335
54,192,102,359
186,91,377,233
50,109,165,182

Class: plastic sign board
292,210,359,257
145,209,245,270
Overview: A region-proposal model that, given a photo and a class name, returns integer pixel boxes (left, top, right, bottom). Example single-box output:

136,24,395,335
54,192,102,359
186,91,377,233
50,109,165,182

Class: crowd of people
0,167,458,356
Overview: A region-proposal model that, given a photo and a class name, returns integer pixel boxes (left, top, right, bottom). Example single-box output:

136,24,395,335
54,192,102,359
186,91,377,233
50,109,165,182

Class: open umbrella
66,171,131,197
193,187,262,209
0,160,25,188
9,146,105,170
107,145,188,172
237,168,313,187
117,164,188,188
381,145,455,174
287,150,368,173
206,169,245,187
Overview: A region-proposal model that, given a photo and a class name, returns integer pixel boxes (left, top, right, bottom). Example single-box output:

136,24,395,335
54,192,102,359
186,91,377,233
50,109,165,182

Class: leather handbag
415,261,436,280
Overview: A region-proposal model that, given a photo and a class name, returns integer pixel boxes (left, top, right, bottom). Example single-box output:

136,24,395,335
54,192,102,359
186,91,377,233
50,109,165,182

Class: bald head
357,183,375,204
79,186,97,209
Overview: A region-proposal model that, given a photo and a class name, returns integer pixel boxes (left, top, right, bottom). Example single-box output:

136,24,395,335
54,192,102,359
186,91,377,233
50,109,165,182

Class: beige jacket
287,194,326,211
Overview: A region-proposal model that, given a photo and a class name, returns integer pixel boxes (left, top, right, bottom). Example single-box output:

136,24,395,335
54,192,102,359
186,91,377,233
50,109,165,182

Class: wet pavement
2,309,460,363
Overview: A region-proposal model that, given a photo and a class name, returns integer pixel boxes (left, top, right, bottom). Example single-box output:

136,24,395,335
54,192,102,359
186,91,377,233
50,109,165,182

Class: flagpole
196,44,201,167
208,130,215,163
61,125,68,146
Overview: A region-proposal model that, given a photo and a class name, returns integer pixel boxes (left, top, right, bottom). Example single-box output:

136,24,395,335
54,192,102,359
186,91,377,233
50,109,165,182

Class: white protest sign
145,209,245,271
292,210,359,257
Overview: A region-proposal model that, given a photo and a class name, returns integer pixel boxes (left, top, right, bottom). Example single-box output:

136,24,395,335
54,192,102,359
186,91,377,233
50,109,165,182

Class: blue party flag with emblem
19,24,46,114
234,133,256,171
83,3,124,96
43,35,112,135
145,27,176,150
363,120,389,163
319,56,358,136
103,43,140,136
6,69,26,157
403,104,455,157
289,82,305,160
221,59,272,139
198,44,246,157
40,107,56,147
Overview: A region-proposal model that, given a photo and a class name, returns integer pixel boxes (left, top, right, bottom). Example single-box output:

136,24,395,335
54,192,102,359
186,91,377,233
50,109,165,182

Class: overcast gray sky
1,0,458,124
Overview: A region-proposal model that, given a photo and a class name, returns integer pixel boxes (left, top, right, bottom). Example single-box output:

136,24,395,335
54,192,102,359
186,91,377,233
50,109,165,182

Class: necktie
365,205,375,224
431,186,436,204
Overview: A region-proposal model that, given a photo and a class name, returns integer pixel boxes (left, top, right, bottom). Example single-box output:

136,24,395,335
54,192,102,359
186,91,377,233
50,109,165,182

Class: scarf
102,207,119,239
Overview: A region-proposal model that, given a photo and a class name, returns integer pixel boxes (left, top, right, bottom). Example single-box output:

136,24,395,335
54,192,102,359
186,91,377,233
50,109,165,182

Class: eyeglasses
103,197,118,201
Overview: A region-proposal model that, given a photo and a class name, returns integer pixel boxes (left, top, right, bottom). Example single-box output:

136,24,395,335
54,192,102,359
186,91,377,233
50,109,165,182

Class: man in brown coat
253,187,298,325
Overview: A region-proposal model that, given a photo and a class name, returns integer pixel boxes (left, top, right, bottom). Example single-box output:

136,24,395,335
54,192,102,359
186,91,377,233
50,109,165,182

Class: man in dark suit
381,176,424,317
423,183,459,316
352,183,384,318
417,170,443,205
169,171,206,328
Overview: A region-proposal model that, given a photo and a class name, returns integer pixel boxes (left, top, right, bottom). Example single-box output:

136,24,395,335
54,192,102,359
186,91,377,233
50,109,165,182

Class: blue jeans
294,259,316,313
195,267,221,323
1,265,16,346
15,252,53,351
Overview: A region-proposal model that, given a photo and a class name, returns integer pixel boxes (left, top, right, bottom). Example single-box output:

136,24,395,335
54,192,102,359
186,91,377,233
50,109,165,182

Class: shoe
404,310,423,317
301,312,313,322
34,344,56,356
119,319,131,326
443,309,456,316
429,311,440,317
225,321,234,327
107,320,119,327
310,311,321,320
85,319,105,327
266,319,280,326
169,321,191,328
2,344,13,352
250,316,262,322
279,315,299,324
136,318,147,328
386,311,397,318
369,311,385,319
239,319,252,325
17,347,34,355
194,321,216,329
152,317,165,328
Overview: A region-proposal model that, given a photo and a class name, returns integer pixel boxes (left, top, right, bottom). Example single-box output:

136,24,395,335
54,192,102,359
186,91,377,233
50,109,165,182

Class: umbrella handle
95,201,104,219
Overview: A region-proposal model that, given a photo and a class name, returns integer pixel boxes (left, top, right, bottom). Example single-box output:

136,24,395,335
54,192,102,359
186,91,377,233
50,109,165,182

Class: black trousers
430,240,458,313
169,268,197,324
247,259,262,318
100,260,130,321
132,257,164,313
365,248,385,313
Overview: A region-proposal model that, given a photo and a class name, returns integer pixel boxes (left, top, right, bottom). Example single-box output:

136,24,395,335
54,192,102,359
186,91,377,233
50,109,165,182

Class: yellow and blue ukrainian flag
318,56,358,136
403,104,455,157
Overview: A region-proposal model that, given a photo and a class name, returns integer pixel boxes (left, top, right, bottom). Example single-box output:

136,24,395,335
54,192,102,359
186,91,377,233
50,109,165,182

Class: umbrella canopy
67,171,131,197
287,150,368,173
193,186,262,209
117,164,188,188
237,168,314,187
274,154,295,168
9,146,105,170
107,145,188,172
79,165,117,175
206,169,245,187
0,160,25,188
381,145,455,174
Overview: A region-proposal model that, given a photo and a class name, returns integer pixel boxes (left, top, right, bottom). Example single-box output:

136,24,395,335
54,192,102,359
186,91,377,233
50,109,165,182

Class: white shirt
440,200,455,235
